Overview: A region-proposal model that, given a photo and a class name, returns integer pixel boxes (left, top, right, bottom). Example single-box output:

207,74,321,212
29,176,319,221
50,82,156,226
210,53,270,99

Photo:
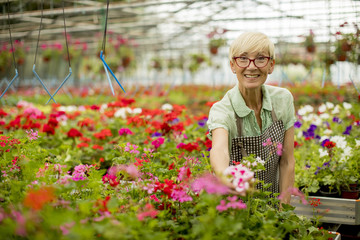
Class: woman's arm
210,128,239,193
210,128,230,176
279,126,295,205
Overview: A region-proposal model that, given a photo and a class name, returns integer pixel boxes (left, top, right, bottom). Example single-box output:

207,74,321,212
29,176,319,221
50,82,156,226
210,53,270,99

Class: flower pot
341,184,359,199
122,56,131,68
336,54,347,62
306,45,316,53
210,46,218,55
341,41,352,52
319,186,340,198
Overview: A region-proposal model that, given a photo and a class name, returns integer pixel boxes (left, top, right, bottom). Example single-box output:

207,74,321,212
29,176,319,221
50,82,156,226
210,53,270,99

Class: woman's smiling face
230,50,275,92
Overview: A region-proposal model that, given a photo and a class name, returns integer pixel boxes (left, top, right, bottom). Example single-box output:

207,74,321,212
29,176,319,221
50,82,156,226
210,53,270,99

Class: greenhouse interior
0,0,360,239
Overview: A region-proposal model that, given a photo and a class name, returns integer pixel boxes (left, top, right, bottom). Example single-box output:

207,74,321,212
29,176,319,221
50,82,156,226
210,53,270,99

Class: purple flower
305,164,311,169
302,124,317,138
314,166,321,175
198,118,208,127
322,161,330,167
343,125,352,135
151,132,162,137
294,121,302,128
333,117,340,123
321,139,330,147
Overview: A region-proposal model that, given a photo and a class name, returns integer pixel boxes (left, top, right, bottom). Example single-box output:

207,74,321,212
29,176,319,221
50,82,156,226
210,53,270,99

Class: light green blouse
207,84,296,151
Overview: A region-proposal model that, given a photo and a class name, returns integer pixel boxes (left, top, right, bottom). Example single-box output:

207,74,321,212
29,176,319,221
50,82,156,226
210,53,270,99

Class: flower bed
0,84,358,239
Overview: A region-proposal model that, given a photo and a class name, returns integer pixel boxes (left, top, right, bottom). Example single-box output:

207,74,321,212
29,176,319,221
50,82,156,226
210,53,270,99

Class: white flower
319,113,330,119
131,108,142,115
255,156,265,165
343,102,352,110
298,105,314,116
325,102,334,109
323,129,333,135
330,136,347,149
319,136,329,143
161,103,173,111
356,140,360,148
114,108,127,119
318,104,327,113
58,105,77,112
302,114,322,126
340,146,352,163
331,105,340,114
100,104,108,113
319,148,328,158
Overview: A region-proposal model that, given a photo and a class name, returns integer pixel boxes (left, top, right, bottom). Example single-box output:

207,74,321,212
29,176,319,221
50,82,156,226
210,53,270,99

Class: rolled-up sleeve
282,91,296,130
207,103,231,139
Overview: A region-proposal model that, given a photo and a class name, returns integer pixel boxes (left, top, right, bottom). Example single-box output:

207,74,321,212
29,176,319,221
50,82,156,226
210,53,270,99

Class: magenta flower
25,129,39,141
276,143,283,156
137,203,158,221
151,137,165,149
216,196,247,212
223,165,254,196
124,142,139,154
171,188,193,202
191,173,229,195
118,128,133,136
262,138,272,146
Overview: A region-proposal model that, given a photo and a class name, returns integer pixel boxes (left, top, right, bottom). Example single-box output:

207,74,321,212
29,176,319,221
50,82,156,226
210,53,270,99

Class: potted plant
303,30,316,53
208,38,226,55
117,45,135,69
207,28,227,55
150,56,163,71
338,147,360,199
188,53,211,73
333,22,360,63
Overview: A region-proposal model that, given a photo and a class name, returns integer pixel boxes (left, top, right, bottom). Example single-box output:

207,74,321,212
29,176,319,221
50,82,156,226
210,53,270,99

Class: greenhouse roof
0,0,359,55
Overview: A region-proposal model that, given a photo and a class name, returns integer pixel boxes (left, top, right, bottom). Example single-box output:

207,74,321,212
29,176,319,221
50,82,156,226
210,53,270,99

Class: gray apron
230,109,285,195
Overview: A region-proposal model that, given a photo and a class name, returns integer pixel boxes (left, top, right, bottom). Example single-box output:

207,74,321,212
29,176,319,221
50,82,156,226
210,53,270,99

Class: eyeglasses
232,56,272,68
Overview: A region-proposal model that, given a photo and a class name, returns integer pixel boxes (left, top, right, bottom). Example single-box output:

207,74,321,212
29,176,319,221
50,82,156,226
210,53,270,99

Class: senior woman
207,32,296,205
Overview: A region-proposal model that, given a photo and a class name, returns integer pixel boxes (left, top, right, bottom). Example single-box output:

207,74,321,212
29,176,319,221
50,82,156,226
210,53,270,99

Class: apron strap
234,113,248,157
271,108,278,122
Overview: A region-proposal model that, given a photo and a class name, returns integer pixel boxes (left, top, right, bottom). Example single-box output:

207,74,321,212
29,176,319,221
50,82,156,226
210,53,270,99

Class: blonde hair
229,32,275,62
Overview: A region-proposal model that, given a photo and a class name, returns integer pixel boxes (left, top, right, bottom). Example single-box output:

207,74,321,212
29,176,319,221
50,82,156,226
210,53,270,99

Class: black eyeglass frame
232,56,273,68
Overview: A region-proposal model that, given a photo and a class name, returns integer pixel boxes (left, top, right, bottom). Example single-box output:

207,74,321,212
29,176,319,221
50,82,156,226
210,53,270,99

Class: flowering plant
0,85,353,239
294,101,360,196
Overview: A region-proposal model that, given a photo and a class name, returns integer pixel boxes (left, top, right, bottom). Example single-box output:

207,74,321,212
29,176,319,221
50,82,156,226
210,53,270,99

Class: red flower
6,115,21,129
324,141,336,149
47,118,58,128
79,137,91,142
0,109,8,117
77,142,89,148
92,144,104,150
94,196,111,213
67,128,83,138
176,142,200,152
78,118,94,127
154,179,176,198
42,124,55,135
93,129,112,140
168,162,175,170
90,105,100,110
23,186,56,210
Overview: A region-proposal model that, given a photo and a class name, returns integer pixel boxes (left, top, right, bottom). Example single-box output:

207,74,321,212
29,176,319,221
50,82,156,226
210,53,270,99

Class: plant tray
329,231,341,240
290,195,360,225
